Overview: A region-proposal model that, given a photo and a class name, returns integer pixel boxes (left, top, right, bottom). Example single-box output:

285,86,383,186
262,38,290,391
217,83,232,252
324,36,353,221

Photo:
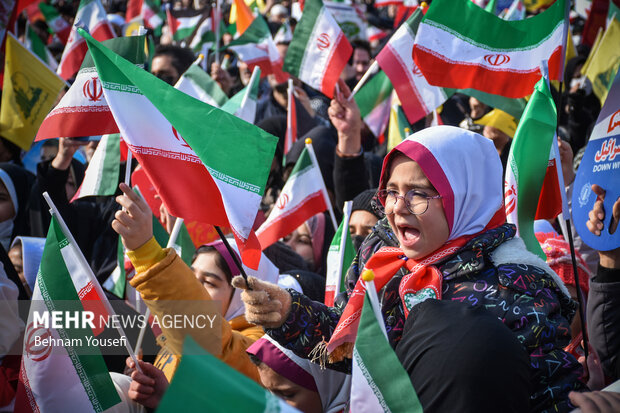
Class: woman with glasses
234,125,585,412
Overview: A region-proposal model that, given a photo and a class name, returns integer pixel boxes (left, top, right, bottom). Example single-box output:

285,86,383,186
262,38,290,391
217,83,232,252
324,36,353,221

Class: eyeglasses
375,189,442,216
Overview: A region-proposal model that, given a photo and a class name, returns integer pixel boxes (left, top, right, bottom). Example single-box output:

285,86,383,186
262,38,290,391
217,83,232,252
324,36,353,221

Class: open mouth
397,224,420,248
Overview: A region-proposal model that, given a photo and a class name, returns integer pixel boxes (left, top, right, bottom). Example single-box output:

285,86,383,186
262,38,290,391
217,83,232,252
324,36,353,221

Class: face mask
0,219,14,251
352,235,366,252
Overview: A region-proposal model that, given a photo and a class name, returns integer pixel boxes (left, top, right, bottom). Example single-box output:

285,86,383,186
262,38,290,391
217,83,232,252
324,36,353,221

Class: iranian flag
226,14,287,82
24,23,58,70
376,8,451,124
354,70,393,138
157,337,299,412
14,216,120,413
81,29,277,269
220,67,261,123
36,35,145,141
325,201,355,306
72,134,121,201
257,146,328,249
39,2,71,44
176,63,229,107
56,0,115,81
505,76,558,260
351,276,423,413
284,79,297,157
283,0,352,98
166,7,207,42
413,0,567,98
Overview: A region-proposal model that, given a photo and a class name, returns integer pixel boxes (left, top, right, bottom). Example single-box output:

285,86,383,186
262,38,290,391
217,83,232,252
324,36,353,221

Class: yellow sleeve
129,249,261,383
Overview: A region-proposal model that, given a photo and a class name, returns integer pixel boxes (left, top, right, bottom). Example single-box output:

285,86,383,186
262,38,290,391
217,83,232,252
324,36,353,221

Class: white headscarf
379,125,505,240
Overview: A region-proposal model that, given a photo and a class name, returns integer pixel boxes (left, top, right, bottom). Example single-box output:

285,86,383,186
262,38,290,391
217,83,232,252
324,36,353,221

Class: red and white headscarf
327,126,507,361
379,125,506,240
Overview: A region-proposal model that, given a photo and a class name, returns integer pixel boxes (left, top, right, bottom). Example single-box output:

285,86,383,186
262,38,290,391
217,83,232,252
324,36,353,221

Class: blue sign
572,72,620,251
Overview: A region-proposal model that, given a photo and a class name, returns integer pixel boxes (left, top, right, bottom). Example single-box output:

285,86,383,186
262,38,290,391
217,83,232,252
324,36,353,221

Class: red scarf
326,238,468,360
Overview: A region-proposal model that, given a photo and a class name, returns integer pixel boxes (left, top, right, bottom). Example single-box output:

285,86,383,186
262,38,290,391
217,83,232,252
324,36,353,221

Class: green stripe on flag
283,0,323,76
422,0,565,50
507,77,556,259
182,65,229,107
354,71,393,119
226,15,271,47
80,29,277,195
354,294,422,412
39,216,120,411
290,147,313,176
80,35,146,70
158,337,293,412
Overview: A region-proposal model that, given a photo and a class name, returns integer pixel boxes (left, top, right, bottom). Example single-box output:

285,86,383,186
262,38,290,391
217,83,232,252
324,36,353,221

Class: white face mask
0,219,14,251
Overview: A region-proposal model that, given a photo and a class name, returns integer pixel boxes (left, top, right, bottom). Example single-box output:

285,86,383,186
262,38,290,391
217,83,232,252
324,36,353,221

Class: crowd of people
1,0,620,411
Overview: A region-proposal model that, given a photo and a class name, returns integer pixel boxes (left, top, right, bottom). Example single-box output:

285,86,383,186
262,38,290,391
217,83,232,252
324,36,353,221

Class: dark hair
349,39,372,64
247,353,264,367
192,245,234,284
154,45,196,76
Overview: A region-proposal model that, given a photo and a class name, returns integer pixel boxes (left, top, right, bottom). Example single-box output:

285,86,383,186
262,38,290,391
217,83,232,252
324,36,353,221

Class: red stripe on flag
125,0,142,22
320,32,352,99
58,23,115,80
377,44,427,124
78,281,109,336
413,46,550,99
35,109,118,141
257,191,327,249
130,150,230,225
535,161,562,220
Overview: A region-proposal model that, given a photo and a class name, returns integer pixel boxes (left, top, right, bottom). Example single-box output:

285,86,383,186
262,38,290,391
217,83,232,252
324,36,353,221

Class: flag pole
213,225,251,289
361,269,387,339
214,0,221,64
305,138,338,231
348,60,378,101
543,22,591,357
134,218,185,353
336,201,352,296
42,192,143,372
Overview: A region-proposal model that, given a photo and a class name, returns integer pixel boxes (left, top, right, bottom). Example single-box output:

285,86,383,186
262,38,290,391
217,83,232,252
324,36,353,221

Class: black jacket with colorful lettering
267,219,586,412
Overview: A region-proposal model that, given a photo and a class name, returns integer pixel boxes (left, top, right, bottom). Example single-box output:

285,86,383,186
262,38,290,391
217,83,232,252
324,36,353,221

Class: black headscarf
0,163,35,241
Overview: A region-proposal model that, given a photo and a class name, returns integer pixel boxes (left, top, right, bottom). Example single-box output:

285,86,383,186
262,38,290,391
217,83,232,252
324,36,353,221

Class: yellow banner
0,34,66,150
584,19,620,105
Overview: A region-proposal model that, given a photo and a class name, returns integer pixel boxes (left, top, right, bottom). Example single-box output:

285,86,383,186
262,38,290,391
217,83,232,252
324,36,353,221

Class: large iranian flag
283,0,352,98
413,0,567,98
39,2,71,44
354,70,393,138
257,147,328,249
176,63,229,107
14,216,119,413
350,276,423,412
81,29,277,269
37,35,145,141
376,9,450,124
504,76,557,260
57,0,115,81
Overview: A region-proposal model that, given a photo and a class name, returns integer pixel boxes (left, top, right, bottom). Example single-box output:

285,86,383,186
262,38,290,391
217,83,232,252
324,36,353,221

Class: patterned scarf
325,238,468,360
